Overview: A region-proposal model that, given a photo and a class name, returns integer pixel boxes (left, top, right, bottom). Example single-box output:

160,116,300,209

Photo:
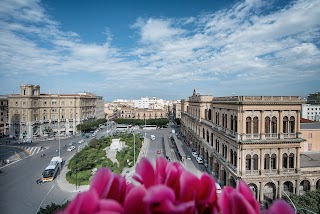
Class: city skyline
0,0,319,101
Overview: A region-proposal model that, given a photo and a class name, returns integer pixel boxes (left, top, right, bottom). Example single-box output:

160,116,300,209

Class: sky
0,0,319,101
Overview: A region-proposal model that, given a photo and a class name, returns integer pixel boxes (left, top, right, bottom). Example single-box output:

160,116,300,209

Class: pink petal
265,200,295,214
195,174,218,213
144,185,194,214
97,199,124,214
237,180,260,213
90,168,114,198
133,158,155,188
107,174,127,203
155,156,169,184
218,186,235,214
124,185,149,214
63,189,99,214
179,170,199,202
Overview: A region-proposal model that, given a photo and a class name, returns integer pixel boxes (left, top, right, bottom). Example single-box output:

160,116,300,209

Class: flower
59,157,295,214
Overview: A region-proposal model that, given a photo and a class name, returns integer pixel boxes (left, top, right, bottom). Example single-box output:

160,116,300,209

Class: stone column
261,110,265,140
277,181,282,198
279,110,283,139
259,182,264,203
296,111,300,137
278,148,283,174
241,149,246,176
260,149,264,175
296,147,300,173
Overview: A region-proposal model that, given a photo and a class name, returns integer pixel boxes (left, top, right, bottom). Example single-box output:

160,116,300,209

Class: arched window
283,116,289,133
230,149,234,165
187,106,189,113
271,117,277,133
246,154,251,170
253,154,258,170
271,154,277,169
211,133,214,146
253,117,259,133
234,152,237,167
205,109,208,120
289,116,295,133
208,109,212,121
234,116,238,132
289,153,294,168
206,130,209,142
231,115,234,131
265,117,270,134
202,128,205,139
264,154,270,169
283,153,288,168
216,112,220,125
216,140,220,153
246,117,252,134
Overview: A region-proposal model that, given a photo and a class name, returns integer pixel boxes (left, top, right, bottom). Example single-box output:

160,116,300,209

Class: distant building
95,96,105,119
133,97,165,109
301,104,320,121
8,84,103,139
0,95,8,136
134,108,166,119
307,92,320,105
300,122,320,152
172,101,181,120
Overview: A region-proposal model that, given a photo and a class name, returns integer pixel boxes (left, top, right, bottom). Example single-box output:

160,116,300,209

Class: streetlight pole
133,132,136,166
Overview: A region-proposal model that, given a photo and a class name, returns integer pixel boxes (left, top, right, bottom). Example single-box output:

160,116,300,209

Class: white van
150,135,156,140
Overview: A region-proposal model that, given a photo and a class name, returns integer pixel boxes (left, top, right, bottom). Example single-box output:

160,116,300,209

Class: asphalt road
0,135,85,214
0,122,205,214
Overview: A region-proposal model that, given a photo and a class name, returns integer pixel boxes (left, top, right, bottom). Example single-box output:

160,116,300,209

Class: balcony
282,168,296,174
245,170,259,175
283,133,296,139
264,169,277,175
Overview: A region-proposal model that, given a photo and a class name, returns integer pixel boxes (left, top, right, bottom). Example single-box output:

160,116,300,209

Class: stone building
181,90,320,204
0,95,8,136
8,84,101,140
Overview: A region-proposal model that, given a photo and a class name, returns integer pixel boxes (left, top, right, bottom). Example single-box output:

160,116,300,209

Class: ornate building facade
8,84,101,140
181,90,320,204
0,95,8,136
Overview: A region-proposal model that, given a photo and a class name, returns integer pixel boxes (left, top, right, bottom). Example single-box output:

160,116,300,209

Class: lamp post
133,132,136,166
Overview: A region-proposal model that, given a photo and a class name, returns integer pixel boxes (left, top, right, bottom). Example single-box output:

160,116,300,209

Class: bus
142,125,157,130
42,157,62,182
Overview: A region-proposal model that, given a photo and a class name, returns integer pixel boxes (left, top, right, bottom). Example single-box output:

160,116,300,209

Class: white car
67,146,76,151
192,152,198,157
196,157,203,164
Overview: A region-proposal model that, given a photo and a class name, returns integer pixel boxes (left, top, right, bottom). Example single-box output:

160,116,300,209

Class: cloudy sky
0,0,319,101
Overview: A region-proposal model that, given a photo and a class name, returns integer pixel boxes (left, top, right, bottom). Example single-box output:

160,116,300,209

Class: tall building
133,97,165,109
301,104,320,121
181,90,320,204
307,92,320,105
95,96,105,119
172,101,181,120
8,84,101,140
0,95,8,137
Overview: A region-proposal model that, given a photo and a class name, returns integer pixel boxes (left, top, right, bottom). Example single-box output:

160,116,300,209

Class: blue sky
0,0,319,101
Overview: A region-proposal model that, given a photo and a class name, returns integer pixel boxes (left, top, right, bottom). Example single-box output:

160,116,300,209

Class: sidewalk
56,155,89,193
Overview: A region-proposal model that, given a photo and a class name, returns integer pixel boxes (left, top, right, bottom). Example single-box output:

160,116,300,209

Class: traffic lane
0,140,76,214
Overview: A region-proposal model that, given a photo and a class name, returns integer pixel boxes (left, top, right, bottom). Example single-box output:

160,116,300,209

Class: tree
37,201,69,214
283,190,320,214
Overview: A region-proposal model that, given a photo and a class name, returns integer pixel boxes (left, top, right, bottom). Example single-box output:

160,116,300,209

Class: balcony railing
246,170,259,175
282,168,296,173
264,169,277,175
283,133,296,139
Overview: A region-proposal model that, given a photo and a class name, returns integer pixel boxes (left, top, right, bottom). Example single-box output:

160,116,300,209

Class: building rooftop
300,122,320,129
300,153,320,167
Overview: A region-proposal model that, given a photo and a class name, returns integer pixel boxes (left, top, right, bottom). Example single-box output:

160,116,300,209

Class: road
0,135,86,214
0,121,206,214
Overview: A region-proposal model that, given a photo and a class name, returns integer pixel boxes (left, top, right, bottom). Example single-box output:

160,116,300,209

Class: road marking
15,152,21,159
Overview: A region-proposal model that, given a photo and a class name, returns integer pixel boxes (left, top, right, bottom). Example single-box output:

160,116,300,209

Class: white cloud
0,0,319,99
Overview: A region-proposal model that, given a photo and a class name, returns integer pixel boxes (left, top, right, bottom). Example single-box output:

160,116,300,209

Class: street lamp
133,132,136,166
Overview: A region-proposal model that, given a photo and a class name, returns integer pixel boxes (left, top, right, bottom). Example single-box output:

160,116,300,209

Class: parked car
67,146,76,151
196,157,203,164
69,141,75,146
186,155,191,160
192,152,198,157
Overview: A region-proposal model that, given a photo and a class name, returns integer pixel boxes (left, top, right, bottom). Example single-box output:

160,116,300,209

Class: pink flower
218,180,260,214
264,200,295,214
59,157,295,214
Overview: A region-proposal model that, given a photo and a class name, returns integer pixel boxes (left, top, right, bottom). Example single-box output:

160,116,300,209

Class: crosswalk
19,146,46,155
